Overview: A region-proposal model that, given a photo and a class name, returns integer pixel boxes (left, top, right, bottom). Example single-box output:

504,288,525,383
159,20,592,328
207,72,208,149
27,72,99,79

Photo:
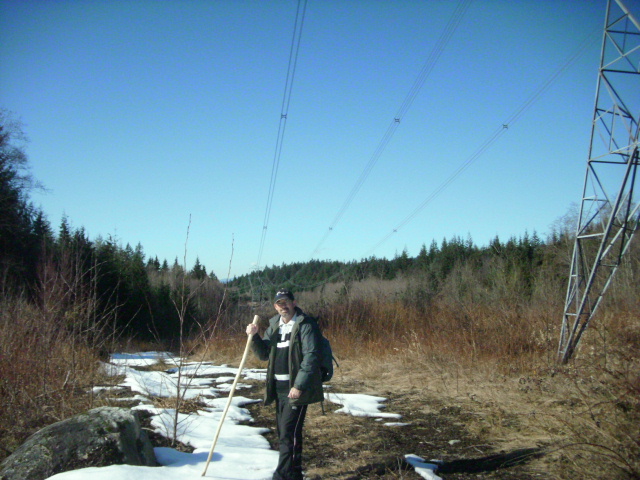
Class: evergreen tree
58,215,72,249
0,110,42,288
191,257,207,280
395,248,412,273
32,210,53,246
172,257,185,276
416,243,429,270
146,256,161,271
428,239,439,259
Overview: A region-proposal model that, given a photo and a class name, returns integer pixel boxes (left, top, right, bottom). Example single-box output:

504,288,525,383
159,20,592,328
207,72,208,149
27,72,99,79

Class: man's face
274,298,295,320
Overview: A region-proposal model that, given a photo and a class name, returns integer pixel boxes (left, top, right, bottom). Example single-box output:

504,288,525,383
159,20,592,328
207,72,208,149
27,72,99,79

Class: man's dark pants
273,381,308,480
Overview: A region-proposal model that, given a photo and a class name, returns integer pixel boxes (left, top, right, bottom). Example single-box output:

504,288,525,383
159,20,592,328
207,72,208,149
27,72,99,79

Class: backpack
319,333,338,382
318,332,338,415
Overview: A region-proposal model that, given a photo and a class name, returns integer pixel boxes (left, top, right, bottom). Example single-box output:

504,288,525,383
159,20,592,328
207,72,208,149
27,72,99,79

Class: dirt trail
241,378,546,480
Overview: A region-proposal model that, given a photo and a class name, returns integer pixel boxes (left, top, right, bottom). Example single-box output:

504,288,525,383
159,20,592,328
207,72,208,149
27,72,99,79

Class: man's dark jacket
251,307,324,406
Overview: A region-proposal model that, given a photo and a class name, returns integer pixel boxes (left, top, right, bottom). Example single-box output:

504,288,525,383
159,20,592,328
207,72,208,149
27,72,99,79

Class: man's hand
246,323,259,336
288,387,302,399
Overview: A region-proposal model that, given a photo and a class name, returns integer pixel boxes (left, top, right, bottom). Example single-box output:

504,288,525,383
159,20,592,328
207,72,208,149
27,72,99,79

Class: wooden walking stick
201,314,260,477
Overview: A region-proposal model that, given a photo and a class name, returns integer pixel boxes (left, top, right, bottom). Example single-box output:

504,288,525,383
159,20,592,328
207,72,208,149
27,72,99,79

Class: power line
262,24,600,294
247,5,598,299
259,0,472,293
364,26,600,257
256,0,308,268
308,0,473,259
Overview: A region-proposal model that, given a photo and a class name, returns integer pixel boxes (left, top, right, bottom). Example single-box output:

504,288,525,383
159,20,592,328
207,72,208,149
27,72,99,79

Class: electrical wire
256,0,308,269
308,0,473,259
244,6,599,300
364,26,601,257
252,0,472,294
251,24,600,296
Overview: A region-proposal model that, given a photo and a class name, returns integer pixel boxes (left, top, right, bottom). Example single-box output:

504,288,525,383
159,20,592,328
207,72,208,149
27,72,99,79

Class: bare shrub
0,298,104,460
0,247,118,462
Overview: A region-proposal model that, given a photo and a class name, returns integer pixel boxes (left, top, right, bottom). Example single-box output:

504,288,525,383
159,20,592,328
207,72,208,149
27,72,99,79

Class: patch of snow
405,454,442,480
324,393,402,419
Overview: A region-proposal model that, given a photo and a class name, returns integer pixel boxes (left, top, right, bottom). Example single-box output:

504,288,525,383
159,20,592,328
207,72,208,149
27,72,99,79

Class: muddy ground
145,373,548,480
248,385,544,479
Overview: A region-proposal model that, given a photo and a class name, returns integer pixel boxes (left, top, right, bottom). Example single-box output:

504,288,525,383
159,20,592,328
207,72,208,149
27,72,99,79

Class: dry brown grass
283,330,634,479
314,312,638,479
0,297,112,459
246,271,639,479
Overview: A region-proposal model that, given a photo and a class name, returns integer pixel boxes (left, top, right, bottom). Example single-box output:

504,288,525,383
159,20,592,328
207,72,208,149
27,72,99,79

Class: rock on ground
0,406,156,480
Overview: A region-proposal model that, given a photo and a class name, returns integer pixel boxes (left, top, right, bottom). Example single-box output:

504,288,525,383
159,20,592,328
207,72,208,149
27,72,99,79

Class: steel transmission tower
558,0,640,364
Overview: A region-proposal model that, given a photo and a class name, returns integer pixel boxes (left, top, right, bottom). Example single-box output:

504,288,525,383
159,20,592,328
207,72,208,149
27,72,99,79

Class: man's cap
274,290,295,302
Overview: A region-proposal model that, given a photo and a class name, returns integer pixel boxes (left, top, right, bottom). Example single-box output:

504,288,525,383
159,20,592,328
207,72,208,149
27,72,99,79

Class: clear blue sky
1,0,607,279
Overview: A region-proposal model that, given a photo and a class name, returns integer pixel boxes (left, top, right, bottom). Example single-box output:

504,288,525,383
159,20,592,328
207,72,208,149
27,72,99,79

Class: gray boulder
0,406,156,480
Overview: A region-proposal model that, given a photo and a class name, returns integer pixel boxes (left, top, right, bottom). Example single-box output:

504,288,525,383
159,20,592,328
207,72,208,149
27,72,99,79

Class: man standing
247,290,323,480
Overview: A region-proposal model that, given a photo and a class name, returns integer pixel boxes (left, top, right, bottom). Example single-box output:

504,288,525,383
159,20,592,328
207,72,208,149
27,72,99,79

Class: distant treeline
227,229,571,304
